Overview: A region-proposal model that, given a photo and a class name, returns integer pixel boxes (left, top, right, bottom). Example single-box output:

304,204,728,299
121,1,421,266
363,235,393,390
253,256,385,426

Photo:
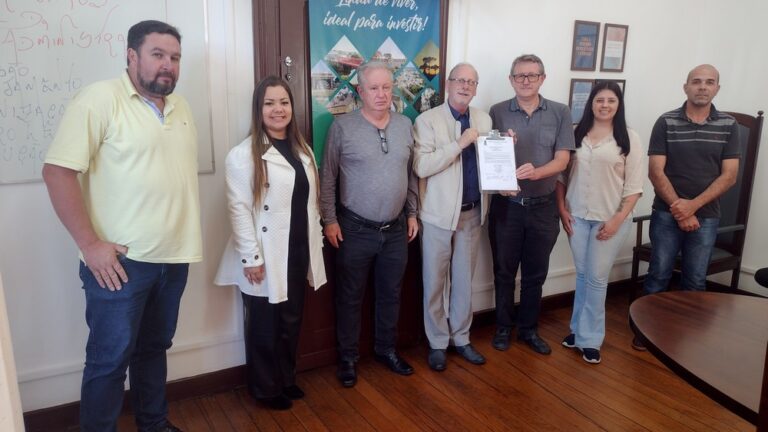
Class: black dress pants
242,247,308,398
489,195,560,337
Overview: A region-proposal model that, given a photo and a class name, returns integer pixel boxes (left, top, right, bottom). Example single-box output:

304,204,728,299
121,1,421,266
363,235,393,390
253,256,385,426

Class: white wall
453,0,768,303
1,0,767,412
0,0,256,411
0,273,24,430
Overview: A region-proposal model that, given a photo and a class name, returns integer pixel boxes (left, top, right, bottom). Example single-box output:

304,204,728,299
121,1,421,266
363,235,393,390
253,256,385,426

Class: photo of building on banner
308,0,444,164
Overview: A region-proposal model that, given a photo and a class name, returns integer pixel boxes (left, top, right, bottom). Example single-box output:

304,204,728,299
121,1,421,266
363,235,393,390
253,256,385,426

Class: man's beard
139,72,176,96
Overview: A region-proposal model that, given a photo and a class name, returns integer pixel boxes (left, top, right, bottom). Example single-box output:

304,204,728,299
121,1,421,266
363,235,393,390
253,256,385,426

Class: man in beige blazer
413,63,492,371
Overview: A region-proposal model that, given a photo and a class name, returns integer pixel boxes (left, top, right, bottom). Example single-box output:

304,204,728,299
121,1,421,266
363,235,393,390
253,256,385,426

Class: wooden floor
116,295,753,431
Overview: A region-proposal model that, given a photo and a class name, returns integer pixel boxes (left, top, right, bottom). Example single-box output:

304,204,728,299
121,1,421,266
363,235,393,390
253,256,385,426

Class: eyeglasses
378,129,388,154
512,73,542,83
448,78,479,87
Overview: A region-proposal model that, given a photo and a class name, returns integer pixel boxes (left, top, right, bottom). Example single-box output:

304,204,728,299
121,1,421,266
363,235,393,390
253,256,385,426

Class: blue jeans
79,257,188,432
489,195,560,337
568,216,631,349
335,212,408,361
643,209,719,294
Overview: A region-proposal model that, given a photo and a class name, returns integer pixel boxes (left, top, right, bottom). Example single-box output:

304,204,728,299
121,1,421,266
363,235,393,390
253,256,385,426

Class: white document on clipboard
477,131,518,192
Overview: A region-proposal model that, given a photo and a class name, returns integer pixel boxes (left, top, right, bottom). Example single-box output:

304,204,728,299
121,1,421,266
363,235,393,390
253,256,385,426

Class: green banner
308,0,442,164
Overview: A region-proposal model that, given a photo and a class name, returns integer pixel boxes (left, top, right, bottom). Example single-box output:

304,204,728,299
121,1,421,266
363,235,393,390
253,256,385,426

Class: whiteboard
0,0,214,184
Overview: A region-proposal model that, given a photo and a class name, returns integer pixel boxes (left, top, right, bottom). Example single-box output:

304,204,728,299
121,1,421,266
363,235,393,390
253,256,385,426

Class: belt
503,193,553,207
461,200,480,211
339,206,402,231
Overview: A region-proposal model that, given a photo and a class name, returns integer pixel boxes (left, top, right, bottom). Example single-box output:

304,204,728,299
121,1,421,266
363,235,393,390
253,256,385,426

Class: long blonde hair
249,76,319,207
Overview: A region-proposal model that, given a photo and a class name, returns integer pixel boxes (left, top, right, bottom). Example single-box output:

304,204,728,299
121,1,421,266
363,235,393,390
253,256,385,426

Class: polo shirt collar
509,95,547,113
120,71,140,97
677,101,720,122
120,70,176,114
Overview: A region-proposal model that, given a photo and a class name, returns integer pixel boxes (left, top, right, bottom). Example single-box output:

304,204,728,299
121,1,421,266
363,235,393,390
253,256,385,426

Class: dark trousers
335,212,408,361
242,249,308,399
488,195,560,337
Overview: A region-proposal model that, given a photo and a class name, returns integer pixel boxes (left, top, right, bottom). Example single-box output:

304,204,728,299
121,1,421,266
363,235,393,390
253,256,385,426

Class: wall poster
570,20,600,71
308,0,444,163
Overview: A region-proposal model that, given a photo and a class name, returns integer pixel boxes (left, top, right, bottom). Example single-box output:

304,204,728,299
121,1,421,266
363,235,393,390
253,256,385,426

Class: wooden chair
630,110,764,295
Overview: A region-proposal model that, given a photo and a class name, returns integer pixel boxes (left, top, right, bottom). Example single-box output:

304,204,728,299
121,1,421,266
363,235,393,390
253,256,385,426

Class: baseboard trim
23,366,247,432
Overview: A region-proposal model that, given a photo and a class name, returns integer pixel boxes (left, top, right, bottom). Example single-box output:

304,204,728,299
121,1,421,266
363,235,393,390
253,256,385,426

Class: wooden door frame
252,0,313,138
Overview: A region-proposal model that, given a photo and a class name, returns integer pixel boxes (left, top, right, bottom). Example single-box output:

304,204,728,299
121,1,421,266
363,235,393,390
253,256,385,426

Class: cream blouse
563,128,645,222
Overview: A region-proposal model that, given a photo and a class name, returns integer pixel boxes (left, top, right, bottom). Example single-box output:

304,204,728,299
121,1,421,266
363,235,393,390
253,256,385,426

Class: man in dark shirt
644,64,740,293
633,64,740,350
487,54,575,355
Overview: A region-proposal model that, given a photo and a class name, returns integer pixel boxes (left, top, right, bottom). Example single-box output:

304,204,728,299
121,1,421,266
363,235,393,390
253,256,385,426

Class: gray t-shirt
320,110,418,224
489,96,576,197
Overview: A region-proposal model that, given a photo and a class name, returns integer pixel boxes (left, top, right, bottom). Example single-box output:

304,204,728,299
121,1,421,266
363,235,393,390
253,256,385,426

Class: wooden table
629,291,768,429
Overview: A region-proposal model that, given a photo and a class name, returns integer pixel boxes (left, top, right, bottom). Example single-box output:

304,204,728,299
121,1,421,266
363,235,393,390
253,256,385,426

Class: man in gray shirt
320,61,419,388
488,54,575,355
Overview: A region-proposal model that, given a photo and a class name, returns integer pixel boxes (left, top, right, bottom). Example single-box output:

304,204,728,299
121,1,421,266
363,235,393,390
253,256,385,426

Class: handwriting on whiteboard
1,0,132,181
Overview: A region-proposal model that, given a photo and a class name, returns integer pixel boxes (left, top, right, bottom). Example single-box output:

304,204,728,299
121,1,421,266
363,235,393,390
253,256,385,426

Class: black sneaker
561,334,576,348
631,336,647,351
582,348,601,364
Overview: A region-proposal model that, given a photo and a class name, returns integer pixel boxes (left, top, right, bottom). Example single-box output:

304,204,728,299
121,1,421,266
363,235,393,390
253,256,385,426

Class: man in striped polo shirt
642,64,740,297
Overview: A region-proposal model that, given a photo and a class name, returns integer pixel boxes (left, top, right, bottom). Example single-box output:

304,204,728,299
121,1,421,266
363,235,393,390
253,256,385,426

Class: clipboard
477,130,519,192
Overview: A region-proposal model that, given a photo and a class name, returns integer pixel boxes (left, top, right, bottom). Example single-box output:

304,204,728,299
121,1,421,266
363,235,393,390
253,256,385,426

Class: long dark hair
573,80,630,155
250,76,318,205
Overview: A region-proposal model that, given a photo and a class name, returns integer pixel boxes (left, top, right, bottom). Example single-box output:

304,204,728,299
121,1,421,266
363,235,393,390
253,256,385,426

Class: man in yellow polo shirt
42,20,201,432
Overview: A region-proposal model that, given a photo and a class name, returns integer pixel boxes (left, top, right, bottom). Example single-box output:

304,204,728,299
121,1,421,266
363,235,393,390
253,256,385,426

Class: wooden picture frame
596,78,626,95
570,20,600,71
569,79,595,124
600,23,629,72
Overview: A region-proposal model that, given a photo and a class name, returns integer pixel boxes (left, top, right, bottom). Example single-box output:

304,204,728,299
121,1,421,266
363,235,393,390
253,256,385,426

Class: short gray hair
357,60,392,87
448,62,478,81
510,54,545,76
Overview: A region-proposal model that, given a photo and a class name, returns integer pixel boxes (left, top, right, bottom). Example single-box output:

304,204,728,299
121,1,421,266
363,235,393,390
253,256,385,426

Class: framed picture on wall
570,20,600,71
600,23,629,72
596,78,626,95
569,79,595,124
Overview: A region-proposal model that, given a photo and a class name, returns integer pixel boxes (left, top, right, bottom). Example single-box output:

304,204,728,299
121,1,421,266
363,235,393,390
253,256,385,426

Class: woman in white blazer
215,76,326,410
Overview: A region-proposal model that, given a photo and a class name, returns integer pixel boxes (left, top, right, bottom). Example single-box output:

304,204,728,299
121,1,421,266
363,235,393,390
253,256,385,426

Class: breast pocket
538,126,558,150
